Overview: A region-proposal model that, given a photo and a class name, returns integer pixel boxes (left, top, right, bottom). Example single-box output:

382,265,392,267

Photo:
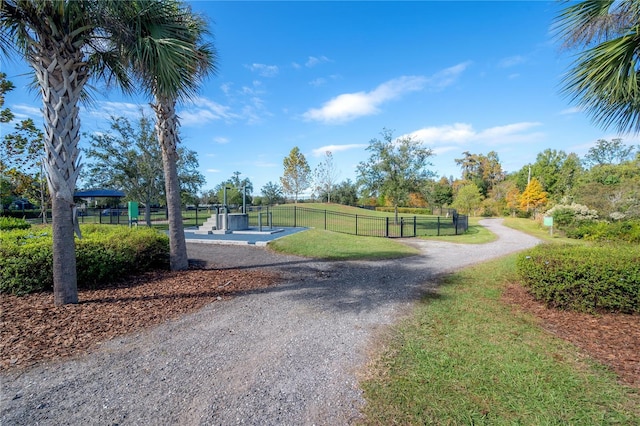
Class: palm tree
0,0,131,305
112,0,216,270
556,0,640,134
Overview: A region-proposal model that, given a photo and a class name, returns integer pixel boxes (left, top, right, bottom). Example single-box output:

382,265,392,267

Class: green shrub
516,244,640,314
564,220,640,244
375,207,433,215
0,225,169,295
0,216,31,231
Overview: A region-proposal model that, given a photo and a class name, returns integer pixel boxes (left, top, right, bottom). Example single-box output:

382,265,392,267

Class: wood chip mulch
2,270,638,391
0,268,280,371
501,283,640,389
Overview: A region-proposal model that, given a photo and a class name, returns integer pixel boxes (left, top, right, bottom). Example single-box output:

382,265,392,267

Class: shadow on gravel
248,260,441,316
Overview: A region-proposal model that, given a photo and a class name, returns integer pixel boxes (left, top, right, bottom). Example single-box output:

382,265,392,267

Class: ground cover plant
0,216,31,231
360,256,640,425
0,225,169,295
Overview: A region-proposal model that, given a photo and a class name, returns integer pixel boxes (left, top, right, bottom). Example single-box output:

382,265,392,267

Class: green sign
128,201,139,219
543,216,553,227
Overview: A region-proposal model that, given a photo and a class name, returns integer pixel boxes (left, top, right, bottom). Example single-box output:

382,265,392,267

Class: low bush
0,225,169,295
0,216,31,231
516,244,640,314
564,220,640,244
375,207,433,215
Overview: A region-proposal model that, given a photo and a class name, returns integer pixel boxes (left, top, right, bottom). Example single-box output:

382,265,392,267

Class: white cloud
302,75,427,124
302,63,470,124
88,101,150,121
498,55,526,68
305,55,331,68
206,168,221,173
427,61,472,90
560,106,584,115
245,63,279,77
406,121,544,146
309,77,327,87
214,137,229,144
179,97,238,126
311,144,368,157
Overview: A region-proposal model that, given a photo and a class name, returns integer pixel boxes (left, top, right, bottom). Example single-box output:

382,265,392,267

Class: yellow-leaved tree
520,177,548,217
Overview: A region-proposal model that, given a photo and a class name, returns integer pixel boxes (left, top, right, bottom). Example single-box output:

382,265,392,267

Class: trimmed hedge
516,244,640,314
564,220,640,244
0,216,31,231
375,207,433,215
0,225,169,295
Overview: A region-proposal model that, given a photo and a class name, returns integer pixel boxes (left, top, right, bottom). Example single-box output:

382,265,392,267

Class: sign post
543,216,553,236
128,201,139,228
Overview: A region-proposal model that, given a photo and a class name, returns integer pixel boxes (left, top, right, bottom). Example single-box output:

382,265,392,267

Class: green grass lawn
268,228,420,260
421,217,497,244
502,216,582,244
359,255,640,425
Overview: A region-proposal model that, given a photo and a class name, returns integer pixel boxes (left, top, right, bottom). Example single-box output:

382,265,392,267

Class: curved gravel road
1,219,539,425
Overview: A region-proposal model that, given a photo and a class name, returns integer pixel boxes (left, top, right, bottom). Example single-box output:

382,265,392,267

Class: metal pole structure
242,185,246,214
223,186,230,230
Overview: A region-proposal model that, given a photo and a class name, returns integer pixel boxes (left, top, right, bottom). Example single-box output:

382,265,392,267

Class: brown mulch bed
502,283,640,389
2,269,639,392
0,268,280,371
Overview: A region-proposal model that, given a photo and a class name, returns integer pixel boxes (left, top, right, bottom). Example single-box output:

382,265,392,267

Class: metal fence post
386,217,389,237
437,216,440,236
355,214,358,235
324,210,327,230
413,216,417,237
293,206,297,228
400,217,404,238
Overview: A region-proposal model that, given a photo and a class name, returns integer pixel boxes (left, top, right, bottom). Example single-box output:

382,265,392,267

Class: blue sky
3,1,638,196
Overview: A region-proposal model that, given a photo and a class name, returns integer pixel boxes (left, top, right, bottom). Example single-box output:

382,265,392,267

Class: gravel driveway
1,219,539,425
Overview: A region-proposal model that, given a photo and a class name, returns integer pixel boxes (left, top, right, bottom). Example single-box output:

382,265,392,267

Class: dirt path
1,219,539,425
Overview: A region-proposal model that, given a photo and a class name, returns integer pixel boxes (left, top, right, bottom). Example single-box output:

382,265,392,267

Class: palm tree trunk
32,50,87,305
153,97,188,270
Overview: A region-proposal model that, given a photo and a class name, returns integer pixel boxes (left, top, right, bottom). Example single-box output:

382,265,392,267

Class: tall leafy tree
83,113,204,226
454,151,503,196
281,146,311,203
260,181,284,205
313,151,339,203
1,73,47,219
451,183,483,216
112,0,216,270
357,128,434,223
584,138,636,167
520,177,548,216
1,0,132,305
556,0,640,133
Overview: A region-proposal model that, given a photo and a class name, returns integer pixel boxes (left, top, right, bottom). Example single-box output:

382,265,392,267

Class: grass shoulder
267,228,420,260
419,217,497,244
360,255,640,424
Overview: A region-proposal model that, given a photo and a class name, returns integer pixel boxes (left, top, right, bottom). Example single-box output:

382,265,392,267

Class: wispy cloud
406,121,544,146
206,168,221,173
213,137,229,144
305,55,331,67
302,63,470,124
427,61,472,90
179,97,238,126
498,55,526,68
245,63,279,77
10,104,41,121
559,106,584,115
87,101,150,121
311,144,368,157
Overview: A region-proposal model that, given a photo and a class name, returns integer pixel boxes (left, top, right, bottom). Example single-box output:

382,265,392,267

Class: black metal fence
20,205,468,238
247,206,468,238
